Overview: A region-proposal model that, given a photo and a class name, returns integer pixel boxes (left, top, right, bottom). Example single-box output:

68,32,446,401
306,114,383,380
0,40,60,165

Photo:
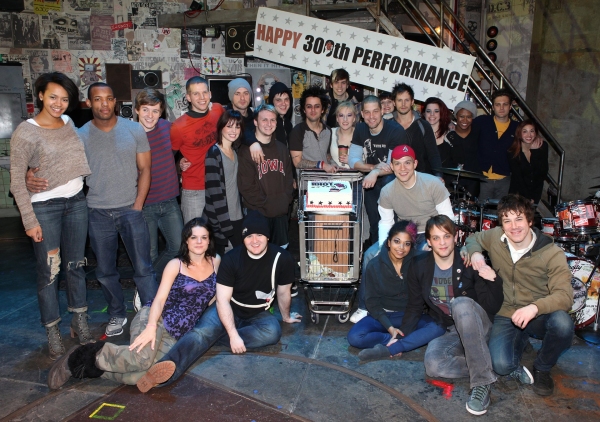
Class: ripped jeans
31,190,88,327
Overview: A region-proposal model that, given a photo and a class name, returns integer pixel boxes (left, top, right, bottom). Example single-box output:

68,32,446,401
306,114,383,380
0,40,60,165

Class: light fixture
203,26,220,38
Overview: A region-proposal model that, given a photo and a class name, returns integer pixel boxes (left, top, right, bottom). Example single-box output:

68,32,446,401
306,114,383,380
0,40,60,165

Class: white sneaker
133,288,142,312
350,308,368,323
105,317,127,337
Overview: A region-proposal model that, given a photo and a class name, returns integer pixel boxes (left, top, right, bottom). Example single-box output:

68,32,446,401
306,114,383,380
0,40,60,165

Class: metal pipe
439,0,444,48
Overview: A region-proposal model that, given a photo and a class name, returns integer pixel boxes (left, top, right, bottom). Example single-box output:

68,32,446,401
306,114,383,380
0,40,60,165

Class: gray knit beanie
228,78,252,103
454,100,477,117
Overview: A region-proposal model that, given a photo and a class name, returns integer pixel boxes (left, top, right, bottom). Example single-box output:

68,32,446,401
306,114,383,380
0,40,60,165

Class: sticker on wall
126,40,142,61
202,55,222,75
78,56,102,87
111,38,127,59
33,0,62,16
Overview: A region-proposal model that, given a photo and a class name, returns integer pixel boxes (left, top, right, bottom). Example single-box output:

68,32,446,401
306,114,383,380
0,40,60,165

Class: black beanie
242,210,270,239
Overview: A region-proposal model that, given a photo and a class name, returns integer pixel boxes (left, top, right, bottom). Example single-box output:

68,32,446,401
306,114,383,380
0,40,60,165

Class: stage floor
1,216,599,422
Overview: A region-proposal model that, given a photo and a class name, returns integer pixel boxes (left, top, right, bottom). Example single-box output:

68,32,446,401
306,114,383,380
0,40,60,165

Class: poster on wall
129,2,182,30
51,50,73,73
66,13,92,50
40,14,68,49
246,63,291,105
291,69,307,99
0,13,13,48
253,7,476,107
111,38,127,59
12,13,42,48
29,49,52,80
180,28,202,60
33,0,62,15
91,15,114,50
64,0,114,15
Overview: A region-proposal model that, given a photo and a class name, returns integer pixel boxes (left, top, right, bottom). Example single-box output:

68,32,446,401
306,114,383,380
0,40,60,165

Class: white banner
253,7,476,107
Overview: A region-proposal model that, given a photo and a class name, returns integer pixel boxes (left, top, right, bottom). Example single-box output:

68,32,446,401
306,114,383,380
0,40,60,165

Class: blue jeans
88,206,158,318
32,190,88,326
489,311,574,374
357,234,428,310
424,297,496,388
142,198,183,277
347,312,445,356
181,189,205,224
158,303,282,386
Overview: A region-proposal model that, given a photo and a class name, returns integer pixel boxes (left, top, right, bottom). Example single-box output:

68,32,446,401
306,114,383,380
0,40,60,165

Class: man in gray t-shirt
80,83,157,337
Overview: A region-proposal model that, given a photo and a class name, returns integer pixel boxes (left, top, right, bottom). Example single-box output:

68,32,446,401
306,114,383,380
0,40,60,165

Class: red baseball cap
391,145,416,161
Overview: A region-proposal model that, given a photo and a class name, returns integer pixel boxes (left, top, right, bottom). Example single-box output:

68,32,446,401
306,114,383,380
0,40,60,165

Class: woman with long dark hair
47,219,220,392
423,97,453,169
10,72,92,359
348,221,446,361
508,119,548,204
204,110,245,256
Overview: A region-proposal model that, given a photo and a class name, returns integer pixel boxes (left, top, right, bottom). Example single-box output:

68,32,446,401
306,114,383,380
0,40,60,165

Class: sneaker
349,308,368,323
466,384,491,415
291,282,298,298
358,344,391,362
133,289,142,312
509,365,534,385
532,368,554,396
105,317,127,337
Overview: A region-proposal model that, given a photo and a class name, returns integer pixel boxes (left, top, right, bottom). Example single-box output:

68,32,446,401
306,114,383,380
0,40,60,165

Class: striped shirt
145,118,180,205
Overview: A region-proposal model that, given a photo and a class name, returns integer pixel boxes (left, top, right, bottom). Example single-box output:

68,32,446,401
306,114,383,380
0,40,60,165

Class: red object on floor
99,334,107,341
426,379,454,399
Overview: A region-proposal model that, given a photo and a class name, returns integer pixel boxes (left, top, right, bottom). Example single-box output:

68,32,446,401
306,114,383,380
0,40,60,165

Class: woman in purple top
47,219,221,391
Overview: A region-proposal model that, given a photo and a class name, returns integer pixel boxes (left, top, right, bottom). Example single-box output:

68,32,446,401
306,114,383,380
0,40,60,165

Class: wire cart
297,170,364,323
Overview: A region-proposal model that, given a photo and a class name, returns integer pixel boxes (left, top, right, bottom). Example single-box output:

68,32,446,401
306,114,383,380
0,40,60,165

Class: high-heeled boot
46,324,66,360
70,311,95,345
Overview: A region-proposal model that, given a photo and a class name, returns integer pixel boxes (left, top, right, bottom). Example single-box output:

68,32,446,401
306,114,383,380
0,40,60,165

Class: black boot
68,341,106,379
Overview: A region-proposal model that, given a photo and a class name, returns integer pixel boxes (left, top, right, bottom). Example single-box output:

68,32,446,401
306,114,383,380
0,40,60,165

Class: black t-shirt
351,119,407,165
217,243,294,319
446,128,481,173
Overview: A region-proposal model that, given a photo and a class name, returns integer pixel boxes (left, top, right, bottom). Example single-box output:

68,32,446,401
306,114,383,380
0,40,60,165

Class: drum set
439,166,600,337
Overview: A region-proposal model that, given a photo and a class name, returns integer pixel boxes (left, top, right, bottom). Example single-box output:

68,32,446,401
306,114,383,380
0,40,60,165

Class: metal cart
297,170,364,323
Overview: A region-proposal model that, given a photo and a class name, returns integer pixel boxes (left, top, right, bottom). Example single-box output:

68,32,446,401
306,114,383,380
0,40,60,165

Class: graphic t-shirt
351,119,407,165
429,263,454,316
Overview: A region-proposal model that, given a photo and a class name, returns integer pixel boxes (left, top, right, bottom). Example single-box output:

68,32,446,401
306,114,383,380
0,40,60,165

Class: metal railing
395,0,565,204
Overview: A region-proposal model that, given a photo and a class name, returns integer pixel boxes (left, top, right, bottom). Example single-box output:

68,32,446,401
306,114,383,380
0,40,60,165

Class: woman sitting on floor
48,218,220,392
348,221,446,361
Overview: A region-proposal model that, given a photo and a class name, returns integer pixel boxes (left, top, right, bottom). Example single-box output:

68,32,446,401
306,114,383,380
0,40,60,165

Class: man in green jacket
464,194,573,396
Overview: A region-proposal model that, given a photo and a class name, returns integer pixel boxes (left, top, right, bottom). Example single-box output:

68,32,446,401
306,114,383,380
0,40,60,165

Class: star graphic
363,35,370,43
303,57,309,64
338,201,342,205
336,29,342,36
323,26,329,33
291,54,297,60
260,12,265,18
310,201,314,204
257,45,262,52
462,60,469,68
436,91,442,97
314,59,320,66
450,96,457,103
432,53,440,60
299,21,304,27
279,51,284,58
346,201,351,205
312,24,318,31
328,201,333,205
350,32,356,40
447,56,454,64
285,18,291,25
381,77,388,84
273,14,279,22
354,69,360,77
328,63,334,70
377,39,383,46
418,49,425,57
368,73,374,80
422,87,429,95
404,46,411,53
268,48,273,55
319,201,323,205
391,42,398,50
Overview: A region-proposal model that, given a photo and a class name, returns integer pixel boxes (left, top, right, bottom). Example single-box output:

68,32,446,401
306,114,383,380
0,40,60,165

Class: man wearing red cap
351,144,454,323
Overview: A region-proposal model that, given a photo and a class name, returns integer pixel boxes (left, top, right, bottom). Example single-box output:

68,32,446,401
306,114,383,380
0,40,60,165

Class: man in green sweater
464,194,573,396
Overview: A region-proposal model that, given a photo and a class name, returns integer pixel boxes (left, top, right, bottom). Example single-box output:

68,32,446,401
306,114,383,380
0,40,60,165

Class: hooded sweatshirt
267,82,294,147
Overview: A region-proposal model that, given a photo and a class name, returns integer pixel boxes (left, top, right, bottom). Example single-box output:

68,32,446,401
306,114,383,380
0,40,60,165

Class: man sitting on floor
136,211,302,391
401,215,503,415
464,193,574,397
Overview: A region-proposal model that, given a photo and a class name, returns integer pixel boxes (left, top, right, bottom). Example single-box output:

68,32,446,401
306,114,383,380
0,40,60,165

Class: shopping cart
297,170,364,323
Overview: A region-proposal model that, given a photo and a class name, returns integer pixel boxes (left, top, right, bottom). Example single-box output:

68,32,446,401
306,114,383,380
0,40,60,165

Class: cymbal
589,185,600,189
436,167,488,180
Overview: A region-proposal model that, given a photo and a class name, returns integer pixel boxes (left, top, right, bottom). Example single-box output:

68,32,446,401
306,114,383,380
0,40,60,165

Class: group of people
10,68,570,416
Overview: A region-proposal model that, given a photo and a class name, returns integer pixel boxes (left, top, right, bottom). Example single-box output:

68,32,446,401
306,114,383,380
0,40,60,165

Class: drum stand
577,249,600,344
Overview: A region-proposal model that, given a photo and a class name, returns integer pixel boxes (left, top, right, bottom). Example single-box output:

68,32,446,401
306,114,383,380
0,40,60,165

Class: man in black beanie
136,211,302,391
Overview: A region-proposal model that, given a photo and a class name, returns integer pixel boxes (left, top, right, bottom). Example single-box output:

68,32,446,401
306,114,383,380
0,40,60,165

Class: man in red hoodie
237,104,294,249
170,76,224,223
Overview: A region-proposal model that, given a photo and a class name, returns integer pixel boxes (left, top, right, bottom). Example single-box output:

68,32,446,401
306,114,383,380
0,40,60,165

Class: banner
253,7,476,107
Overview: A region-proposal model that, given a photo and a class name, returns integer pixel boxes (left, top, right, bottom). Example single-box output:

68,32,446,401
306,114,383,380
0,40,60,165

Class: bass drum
566,254,600,328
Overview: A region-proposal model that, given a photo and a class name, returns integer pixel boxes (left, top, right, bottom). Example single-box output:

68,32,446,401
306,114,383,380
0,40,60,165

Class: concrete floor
1,216,600,422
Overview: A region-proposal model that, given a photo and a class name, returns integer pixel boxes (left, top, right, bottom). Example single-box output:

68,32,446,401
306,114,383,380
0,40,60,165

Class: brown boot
71,311,95,345
136,361,176,393
46,324,66,360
